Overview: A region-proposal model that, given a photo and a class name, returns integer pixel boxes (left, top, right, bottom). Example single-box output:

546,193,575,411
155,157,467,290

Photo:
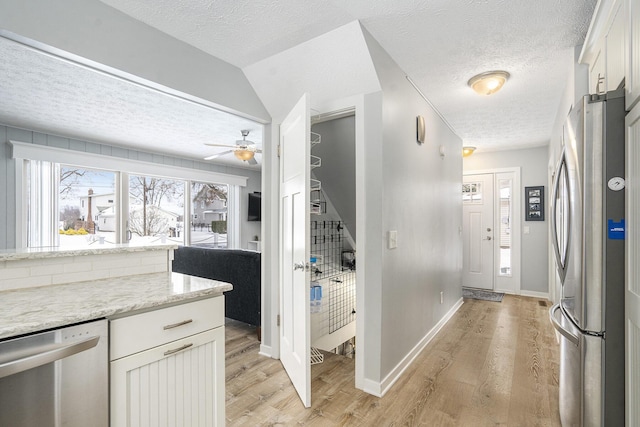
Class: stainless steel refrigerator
549,89,626,427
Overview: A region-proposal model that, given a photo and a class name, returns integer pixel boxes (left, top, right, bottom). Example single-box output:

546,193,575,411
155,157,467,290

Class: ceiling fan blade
247,157,258,165
254,149,262,154
204,150,233,160
205,143,237,148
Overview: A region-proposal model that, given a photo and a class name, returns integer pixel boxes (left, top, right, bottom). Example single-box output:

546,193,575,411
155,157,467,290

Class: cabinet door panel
628,0,640,109
111,327,225,427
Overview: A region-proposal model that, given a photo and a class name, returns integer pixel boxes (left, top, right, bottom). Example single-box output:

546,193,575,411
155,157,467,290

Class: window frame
11,141,247,249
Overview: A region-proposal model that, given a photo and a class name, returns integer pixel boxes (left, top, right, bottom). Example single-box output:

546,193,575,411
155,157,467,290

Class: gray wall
362,29,463,380
0,124,260,250
463,146,550,294
311,116,356,240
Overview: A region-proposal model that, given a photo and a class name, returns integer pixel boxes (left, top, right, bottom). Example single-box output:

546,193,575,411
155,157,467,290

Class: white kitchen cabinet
110,297,225,427
606,1,626,92
628,0,640,109
589,38,607,94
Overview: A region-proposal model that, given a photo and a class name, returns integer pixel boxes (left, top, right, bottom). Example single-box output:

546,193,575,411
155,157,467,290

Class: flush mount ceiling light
468,71,510,95
462,146,476,157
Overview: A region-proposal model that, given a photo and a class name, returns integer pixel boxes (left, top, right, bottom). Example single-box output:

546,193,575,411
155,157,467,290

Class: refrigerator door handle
550,152,571,282
549,303,579,346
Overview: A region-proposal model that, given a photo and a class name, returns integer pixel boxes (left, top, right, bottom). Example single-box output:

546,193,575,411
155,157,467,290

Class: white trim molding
364,297,465,398
9,140,248,187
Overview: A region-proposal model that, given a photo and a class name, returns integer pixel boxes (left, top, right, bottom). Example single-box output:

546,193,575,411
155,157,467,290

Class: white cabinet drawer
110,296,224,360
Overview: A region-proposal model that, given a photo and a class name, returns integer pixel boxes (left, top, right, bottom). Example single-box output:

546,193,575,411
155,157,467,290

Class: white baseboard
370,297,465,397
519,289,550,300
259,344,274,358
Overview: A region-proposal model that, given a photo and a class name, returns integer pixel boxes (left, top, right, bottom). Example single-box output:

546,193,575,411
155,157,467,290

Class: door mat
462,287,504,302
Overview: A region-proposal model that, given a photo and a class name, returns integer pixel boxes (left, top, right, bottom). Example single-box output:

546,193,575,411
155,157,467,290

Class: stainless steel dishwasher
0,319,108,426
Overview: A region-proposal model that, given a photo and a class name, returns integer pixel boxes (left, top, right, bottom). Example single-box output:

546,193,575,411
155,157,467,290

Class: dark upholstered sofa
172,246,261,326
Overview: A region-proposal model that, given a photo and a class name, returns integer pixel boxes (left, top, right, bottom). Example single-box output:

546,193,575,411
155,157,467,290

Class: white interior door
279,94,311,407
463,174,494,290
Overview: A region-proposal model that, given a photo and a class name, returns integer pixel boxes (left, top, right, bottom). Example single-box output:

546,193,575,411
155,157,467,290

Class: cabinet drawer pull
163,319,193,330
164,343,193,356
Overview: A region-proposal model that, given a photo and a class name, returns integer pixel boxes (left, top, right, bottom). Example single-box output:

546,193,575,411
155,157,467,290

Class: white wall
463,146,550,295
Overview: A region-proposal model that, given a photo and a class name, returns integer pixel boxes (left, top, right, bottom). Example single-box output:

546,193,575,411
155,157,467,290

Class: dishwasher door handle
0,335,100,379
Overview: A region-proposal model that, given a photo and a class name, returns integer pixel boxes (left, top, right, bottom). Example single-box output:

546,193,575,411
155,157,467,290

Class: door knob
483,236,492,241
294,262,309,271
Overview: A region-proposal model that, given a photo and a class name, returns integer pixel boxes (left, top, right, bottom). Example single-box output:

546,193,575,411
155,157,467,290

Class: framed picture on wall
525,186,544,221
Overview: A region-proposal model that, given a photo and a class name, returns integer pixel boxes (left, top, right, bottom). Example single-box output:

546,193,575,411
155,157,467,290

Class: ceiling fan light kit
234,149,255,161
204,130,261,164
468,70,510,95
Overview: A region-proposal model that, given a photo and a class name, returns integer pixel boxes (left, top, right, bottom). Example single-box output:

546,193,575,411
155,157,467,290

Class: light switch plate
524,226,530,235
388,230,398,249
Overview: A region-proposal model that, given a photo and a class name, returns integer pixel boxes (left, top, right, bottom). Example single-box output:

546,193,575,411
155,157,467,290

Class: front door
463,173,494,290
279,94,311,407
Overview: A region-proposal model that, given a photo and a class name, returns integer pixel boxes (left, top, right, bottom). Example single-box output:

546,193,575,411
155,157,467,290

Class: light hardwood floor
225,295,561,426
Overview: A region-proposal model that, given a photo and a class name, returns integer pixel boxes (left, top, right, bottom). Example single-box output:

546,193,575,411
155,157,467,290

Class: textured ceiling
0,37,263,169
100,0,597,153
1,1,597,165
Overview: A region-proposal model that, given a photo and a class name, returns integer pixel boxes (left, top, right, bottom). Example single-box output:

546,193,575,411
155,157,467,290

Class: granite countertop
0,272,232,340
0,243,179,262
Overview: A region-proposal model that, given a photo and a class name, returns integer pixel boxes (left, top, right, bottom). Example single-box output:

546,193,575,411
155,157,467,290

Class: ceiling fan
204,130,262,165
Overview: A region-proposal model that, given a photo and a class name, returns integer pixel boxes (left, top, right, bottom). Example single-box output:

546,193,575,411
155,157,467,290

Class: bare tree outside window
129,176,184,238
191,182,228,247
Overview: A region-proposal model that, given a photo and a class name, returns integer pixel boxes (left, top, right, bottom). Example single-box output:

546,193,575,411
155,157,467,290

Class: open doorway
308,111,357,362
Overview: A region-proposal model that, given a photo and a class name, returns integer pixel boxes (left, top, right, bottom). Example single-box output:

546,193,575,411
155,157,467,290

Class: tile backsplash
0,250,170,291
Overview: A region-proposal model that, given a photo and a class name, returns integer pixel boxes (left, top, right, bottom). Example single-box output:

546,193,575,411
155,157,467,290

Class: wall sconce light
468,71,510,95
462,146,476,157
416,115,425,144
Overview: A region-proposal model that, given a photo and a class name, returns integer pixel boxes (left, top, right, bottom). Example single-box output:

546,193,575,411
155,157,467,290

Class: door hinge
277,144,281,158
277,314,281,327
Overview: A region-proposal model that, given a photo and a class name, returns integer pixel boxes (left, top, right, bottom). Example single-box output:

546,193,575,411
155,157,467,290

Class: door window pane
128,175,185,245
190,182,228,248
498,179,512,276
462,182,483,203
58,166,116,248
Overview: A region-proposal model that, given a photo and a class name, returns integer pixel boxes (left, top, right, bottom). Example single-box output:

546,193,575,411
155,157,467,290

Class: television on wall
248,192,261,221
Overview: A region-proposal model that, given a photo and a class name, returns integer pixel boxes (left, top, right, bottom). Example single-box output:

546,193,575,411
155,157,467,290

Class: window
190,182,228,248
58,166,116,248
128,175,185,245
14,141,247,250
498,178,512,276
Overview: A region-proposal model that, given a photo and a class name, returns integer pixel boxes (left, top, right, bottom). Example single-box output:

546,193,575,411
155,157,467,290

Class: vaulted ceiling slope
100,0,597,152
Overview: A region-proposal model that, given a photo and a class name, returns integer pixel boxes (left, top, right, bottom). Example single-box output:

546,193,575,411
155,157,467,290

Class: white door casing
626,102,640,427
463,174,495,290
279,94,311,408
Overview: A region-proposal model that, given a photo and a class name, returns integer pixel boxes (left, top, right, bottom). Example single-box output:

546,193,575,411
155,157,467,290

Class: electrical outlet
440,291,444,304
